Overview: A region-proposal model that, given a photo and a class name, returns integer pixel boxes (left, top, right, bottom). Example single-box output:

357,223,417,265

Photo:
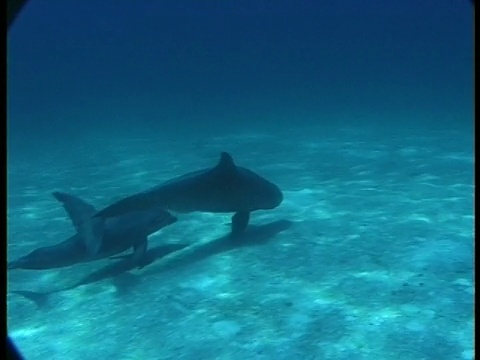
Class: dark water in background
7,0,473,154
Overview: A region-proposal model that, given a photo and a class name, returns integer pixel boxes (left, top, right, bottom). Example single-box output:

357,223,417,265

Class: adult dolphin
8,192,177,270
94,152,283,235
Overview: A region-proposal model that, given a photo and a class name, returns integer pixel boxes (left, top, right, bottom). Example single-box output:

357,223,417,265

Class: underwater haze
7,1,474,359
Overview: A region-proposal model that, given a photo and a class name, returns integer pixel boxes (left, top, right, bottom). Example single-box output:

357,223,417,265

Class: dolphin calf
8,192,177,270
94,152,283,235
10,243,189,309
10,220,293,309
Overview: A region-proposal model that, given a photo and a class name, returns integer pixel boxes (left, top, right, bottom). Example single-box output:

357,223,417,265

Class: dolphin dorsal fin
216,152,236,172
52,192,104,255
52,192,97,226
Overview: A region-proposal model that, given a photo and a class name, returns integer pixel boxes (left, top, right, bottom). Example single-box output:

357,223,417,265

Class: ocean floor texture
7,125,474,360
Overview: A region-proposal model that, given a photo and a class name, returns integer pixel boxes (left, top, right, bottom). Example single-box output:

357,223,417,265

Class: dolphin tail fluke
231,211,250,236
52,191,97,229
11,290,50,309
52,191,104,255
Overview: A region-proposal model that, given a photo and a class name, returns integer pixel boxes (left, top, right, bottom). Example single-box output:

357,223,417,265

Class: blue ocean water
7,1,474,359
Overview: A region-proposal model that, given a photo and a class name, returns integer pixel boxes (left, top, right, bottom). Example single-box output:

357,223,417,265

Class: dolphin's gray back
94,152,283,218
129,165,278,213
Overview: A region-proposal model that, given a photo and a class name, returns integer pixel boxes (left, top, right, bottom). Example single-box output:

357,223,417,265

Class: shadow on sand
142,219,294,276
9,219,293,309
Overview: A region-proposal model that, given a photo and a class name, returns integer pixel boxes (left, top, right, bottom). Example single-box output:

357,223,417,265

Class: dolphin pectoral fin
132,238,148,269
231,212,250,236
108,240,147,266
